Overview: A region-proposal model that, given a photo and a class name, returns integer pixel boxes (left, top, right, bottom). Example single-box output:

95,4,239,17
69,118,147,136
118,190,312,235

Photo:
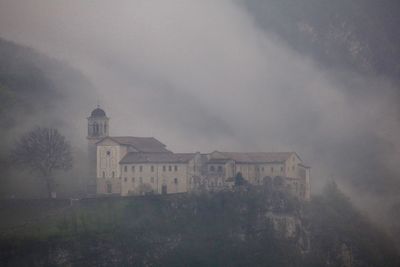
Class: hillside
244,0,400,81
0,38,93,198
0,184,398,266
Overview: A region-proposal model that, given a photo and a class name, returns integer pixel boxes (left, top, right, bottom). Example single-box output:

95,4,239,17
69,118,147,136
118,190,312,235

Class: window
210,165,215,172
124,177,127,182
139,165,143,172
102,171,105,178
132,177,135,183
151,165,154,172
112,171,115,178
163,166,166,171
151,177,154,183
281,166,284,172
174,178,178,184
169,165,172,171
217,166,223,172
174,165,178,171
139,177,143,184
124,166,127,172
131,166,135,172
271,167,274,173
106,151,111,156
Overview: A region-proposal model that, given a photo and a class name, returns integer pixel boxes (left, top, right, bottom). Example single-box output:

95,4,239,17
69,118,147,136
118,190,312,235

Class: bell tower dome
87,105,109,141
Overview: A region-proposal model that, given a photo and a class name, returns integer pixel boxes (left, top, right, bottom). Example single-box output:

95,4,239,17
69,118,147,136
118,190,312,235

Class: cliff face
244,0,400,81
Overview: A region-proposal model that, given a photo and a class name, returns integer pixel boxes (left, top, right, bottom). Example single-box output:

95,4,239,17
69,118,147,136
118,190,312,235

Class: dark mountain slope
0,37,93,197
244,0,400,81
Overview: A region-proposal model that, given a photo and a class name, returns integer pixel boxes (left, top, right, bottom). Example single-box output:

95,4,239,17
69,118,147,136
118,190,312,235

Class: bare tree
12,127,72,198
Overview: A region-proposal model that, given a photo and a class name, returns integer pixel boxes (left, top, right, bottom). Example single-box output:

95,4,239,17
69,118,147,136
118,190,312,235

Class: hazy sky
1,0,399,193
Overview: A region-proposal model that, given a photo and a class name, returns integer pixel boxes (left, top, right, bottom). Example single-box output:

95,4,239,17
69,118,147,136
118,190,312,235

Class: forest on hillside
0,184,398,266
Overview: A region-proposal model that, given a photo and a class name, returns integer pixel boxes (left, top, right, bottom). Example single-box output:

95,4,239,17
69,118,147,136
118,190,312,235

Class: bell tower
86,106,109,195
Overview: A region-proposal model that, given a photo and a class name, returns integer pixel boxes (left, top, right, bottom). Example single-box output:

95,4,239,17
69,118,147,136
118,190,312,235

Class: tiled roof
98,136,170,153
120,153,195,164
213,152,293,163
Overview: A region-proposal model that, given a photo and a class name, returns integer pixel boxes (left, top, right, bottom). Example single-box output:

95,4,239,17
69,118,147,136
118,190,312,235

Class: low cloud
0,0,399,196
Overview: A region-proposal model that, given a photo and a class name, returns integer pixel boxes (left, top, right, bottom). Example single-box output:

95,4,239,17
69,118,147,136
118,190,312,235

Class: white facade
87,108,311,200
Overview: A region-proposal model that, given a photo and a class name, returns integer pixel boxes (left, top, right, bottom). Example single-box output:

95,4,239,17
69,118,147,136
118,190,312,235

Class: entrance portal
161,184,167,195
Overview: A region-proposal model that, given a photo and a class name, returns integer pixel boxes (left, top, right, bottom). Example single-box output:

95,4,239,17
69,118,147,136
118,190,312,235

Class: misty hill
0,184,398,266
0,37,93,144
245,0,400,82
0,37,93,198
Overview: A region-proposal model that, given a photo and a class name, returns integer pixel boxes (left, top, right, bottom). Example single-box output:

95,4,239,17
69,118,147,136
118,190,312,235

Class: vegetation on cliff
0,184,398,266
